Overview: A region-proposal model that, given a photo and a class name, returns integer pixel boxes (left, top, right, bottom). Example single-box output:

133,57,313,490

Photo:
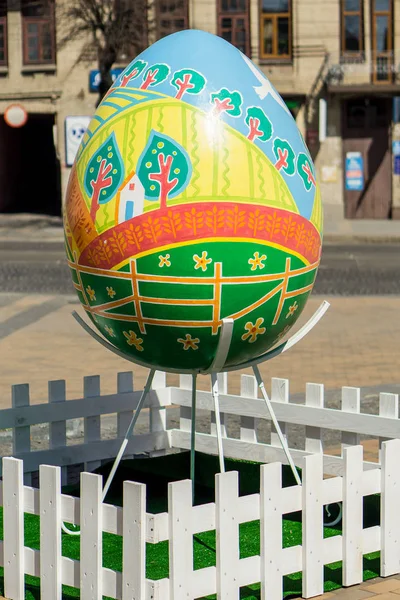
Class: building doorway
342,96,392,219
0,112,61,216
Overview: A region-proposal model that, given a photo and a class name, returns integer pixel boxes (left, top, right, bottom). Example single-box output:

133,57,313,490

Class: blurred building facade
0,0,398,219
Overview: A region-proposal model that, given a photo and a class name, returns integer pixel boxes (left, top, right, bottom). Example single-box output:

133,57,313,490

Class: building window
156,0,188,40
22,0,55,65
371,0,393,83
218,0,250,56
341,0,364,57
260,0,291,60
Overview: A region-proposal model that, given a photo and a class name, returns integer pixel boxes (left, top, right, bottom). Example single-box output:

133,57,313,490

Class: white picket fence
1,371,400,599
1,441,400,600
1,370,399,480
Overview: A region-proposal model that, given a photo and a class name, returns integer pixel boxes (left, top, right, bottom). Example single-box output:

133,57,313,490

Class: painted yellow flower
178,333,200,351
86,285,96,301
193,251,212,272
159,254,171,267
286,301,299,319
123,330,144,351
105,325,115,337
248,251,267,271
241,317,266,343
106,286,116,298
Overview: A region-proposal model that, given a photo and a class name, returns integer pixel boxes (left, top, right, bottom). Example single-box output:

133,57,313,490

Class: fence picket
216,470,240,599
179,374,192,432
12,383,32,485
270,378,288,447
381,439,400,576
80,472,102,600
379,393,399,459
260,462,283,600
211,372,227,437
3,457,24,600
168,479,193,599
305,383,324,454
343,445,363,586
117,372,134,461
150,371,167,457
302,453,324,598
240,375,258,443
83,376,102,472
49,380,67,485
122,480,146,600
39,464,62,599
341,387,361,451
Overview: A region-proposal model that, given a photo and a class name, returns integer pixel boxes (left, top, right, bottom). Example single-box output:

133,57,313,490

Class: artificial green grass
0,452,382,599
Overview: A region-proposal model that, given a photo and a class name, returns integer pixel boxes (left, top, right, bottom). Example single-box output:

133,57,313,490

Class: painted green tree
210,88,242,117
137,131,192,210
140,63,170,90
298,152,316,190
170,68,206,100
245,107,273,142
272,138,296,175
120,60,147,87
84,133,124,222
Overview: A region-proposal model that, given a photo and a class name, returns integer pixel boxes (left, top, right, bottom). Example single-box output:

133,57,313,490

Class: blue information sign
395,155,400,176
89,68,125,93
345,152,364,191
393,141,400,156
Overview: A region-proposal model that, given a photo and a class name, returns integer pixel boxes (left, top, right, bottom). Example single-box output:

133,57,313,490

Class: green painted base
71,241,318,371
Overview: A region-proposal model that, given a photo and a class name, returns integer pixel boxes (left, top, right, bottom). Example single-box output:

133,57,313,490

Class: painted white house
117,172,145,223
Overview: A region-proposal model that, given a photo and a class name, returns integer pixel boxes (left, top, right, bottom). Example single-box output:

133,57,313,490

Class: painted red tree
245,106,273,143
210,88,242,117
120,60,147,87
171,68,206,100
140,63,170,90
84,133,124,222
272,138,296,176
137,131,192,211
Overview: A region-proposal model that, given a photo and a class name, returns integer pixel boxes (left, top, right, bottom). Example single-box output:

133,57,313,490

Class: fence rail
1,371,400,598
1,371,399,480
1,440,400,599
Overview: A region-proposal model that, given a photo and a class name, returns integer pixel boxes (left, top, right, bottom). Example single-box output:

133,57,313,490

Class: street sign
4,104,28,128
89,68,125,93
345,151,364,191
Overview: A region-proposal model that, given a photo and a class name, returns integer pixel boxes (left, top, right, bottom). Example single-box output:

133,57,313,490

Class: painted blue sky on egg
112,29,316,220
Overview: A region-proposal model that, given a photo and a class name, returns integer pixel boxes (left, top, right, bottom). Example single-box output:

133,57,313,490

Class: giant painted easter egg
64,29,322,373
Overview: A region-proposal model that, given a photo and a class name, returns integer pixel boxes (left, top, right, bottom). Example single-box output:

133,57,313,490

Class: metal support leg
190,373,197,499
62,369,156,536
211,373,225,473
253,365,301,486
102,369,156,501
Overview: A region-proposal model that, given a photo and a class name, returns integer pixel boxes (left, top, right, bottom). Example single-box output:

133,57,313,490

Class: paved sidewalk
0,291,395,409
321,575,400,599
1,294,400,405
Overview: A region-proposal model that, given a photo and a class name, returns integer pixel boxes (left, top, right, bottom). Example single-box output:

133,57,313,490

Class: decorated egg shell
64,29,322,373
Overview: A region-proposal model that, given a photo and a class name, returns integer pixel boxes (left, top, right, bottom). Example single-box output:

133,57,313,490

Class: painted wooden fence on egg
1,440,400,600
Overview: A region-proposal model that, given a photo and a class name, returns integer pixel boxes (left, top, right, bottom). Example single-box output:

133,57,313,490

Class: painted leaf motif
136,131,192,209
272,138,296,176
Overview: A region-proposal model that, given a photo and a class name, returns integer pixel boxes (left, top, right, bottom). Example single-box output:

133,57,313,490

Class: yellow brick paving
1,294,400,599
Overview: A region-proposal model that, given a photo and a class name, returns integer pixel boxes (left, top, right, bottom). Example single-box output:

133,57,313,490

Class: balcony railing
325,50,400,87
